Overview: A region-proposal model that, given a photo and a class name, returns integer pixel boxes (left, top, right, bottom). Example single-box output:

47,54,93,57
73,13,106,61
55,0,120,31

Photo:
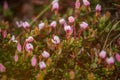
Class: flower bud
14,53,18,62
17,42,22,52
42,51,50,59
75,0,80,9
31,55,37,67
0,63,6,72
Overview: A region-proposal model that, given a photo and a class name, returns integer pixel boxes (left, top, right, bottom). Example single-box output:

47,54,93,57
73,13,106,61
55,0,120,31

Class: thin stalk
30,4,51,25
102,21,120,50
105,33,120,49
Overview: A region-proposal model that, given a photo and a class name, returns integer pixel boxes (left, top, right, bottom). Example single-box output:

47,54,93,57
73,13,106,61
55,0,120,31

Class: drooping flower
22,21,30,29
75,0,80,9
39,61,46,70
80,22,88,30
64,25,73,35
3,1,8,11
38,22,45,30
83,0,90,7
25,43,33,53
68,16,75,23
51,0,59,11
17,42,22,52
2,30,7,39
11,35,18,43
42,51,50,59
106,57,115,65
59,18,66,25
0,63,6,72
31,55,37,67
99,50,106,59
115,53,120,62
26,36,34,43
50,21,57,28
0,28,1,33
51,35,60,44
95,4,101,12
14,53,18,62
16,21,23,28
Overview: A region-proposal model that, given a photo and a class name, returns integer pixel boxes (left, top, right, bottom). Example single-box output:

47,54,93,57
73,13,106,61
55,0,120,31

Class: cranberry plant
0,0,120,79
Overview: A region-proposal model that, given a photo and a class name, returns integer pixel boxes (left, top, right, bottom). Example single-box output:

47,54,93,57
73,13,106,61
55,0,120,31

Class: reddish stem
73,25,76,39
58,25,62,35
78,29,82,38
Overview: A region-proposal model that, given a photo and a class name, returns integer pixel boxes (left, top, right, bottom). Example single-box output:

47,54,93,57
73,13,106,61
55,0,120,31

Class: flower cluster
0,0,120,79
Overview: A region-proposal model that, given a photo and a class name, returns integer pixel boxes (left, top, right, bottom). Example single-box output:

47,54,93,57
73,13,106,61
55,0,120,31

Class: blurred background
0,0,120,21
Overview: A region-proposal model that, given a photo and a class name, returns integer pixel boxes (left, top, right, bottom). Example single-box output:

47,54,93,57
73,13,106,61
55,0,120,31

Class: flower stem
30,4,51,25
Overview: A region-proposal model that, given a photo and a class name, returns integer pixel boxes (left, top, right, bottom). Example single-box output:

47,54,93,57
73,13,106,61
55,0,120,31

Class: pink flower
11,35,18,43
75,0,80,9
22,21,30,29
95,4,101,12
99,50,106,59
80,22,88,29
3,1,8,11
25,43,33,53
31,55,37,67
68,16,75,23
38,22,45,30
2,30,7,39
26,36,34,43
106,57,115,65
64,25,73,35
42,51,50,59
0,28,1,33
50,21,57,28
115,53,120,62
83,0,90,7
51,35,60,44
52,0,59,11
59,18,66,25
16,21,23,28
39,61,46,70
17,42,22,52
0,63,6,72
14,53,18,62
